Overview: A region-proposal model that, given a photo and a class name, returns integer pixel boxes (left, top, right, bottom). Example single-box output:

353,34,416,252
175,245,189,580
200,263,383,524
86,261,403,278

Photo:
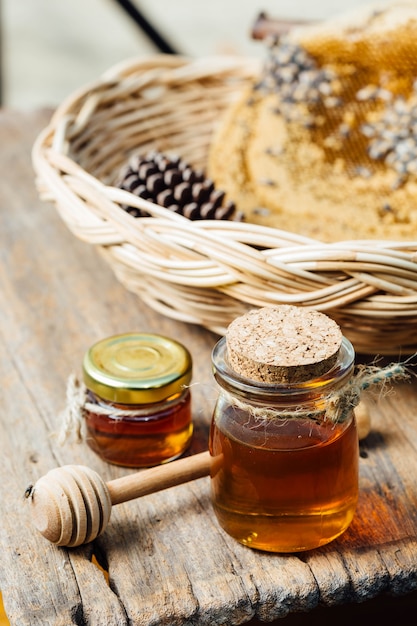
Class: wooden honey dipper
26,451,211,548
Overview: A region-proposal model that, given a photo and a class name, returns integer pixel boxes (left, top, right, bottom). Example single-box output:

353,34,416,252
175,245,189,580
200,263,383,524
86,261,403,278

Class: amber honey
209,323,359,553
210,406,358,552
82,332,193,467
85,390,192,467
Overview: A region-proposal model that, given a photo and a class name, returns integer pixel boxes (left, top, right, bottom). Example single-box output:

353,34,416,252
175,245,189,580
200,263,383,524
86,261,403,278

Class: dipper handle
26,451,211,548
107,450,211,505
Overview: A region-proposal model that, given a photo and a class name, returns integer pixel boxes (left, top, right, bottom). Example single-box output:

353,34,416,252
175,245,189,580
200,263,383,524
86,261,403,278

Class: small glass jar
82,332,193,467
209,334,359,553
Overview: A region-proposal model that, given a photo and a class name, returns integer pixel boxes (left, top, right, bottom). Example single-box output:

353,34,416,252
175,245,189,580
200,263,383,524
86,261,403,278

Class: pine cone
116,150,242,220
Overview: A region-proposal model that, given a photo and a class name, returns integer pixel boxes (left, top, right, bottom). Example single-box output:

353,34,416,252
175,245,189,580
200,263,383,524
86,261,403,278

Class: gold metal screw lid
82,333,192,404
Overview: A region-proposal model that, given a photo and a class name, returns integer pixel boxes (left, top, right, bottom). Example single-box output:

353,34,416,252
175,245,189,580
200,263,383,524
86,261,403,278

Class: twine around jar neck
58,374,164,445
58,360,410,444
223,361,410,425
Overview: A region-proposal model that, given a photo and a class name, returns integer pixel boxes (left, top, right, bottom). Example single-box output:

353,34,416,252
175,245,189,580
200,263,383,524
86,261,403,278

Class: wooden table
1,109,417,626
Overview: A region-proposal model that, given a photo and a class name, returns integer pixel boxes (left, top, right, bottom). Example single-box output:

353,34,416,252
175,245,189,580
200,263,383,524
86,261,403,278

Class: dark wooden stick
251,12,314,40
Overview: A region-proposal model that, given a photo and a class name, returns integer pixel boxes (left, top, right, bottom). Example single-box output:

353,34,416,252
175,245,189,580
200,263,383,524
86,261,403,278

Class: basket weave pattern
32,56,417,354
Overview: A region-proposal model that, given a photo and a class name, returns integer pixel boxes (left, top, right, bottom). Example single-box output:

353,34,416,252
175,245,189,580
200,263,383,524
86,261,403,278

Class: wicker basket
32,55,417,355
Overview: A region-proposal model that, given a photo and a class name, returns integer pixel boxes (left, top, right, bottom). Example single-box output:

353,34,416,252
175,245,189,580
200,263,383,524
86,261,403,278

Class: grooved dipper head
27,465,112,547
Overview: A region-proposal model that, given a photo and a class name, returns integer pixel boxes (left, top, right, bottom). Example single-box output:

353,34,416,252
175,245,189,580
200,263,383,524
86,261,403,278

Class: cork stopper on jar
226,306,343,384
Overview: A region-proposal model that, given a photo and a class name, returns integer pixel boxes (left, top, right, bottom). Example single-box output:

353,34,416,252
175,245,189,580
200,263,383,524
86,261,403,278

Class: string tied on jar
223,360,409,426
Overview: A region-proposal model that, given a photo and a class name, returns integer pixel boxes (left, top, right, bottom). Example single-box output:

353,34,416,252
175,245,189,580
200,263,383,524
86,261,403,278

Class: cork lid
226,306,343,384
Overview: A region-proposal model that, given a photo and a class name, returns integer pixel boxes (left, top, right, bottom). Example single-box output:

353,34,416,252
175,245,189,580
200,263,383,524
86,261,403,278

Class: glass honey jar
209,306,359,553
82,332,193,468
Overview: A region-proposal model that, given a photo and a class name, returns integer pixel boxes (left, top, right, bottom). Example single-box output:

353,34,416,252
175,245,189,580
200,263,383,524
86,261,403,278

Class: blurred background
2,0,371,110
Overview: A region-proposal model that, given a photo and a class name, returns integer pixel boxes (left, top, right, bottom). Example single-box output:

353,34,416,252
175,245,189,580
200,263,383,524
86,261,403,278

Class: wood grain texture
0,109,417,625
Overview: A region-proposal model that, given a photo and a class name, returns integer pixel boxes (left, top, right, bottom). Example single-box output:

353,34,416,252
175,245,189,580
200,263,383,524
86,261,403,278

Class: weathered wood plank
0,109,137,626
0,109,417,626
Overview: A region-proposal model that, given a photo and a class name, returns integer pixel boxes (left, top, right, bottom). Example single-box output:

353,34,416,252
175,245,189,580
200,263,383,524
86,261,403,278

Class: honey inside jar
85,390,192,468
209,306,359,553
83,332,193,467
210,393,358,552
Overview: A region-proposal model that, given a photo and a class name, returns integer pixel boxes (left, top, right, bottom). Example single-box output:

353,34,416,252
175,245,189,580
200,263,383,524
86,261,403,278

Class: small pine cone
116,150,242,221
